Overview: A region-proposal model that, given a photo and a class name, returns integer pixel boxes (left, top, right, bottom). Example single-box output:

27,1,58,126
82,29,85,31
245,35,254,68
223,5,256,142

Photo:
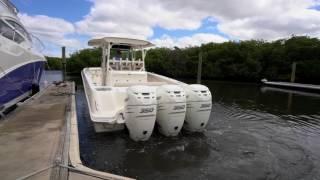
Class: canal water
56,72,320,180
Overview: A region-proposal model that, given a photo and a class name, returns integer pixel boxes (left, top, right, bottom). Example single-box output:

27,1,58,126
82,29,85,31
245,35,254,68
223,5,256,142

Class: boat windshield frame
88,37,154,85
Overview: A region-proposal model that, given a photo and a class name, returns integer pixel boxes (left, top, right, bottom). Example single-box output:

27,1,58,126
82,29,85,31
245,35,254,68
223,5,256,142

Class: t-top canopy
88,37,154,49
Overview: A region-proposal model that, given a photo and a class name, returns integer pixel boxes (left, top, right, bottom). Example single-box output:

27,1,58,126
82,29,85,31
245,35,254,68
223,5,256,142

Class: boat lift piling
62,46,67,82
197,51,203,84
290,62,297,83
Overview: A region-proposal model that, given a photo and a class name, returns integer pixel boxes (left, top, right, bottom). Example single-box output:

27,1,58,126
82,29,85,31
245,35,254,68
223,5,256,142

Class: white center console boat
82,37,212,141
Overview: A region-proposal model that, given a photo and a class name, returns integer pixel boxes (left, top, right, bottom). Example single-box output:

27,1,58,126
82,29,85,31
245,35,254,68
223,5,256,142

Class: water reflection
123,134,211,179
40,71,63,89
261,86,320,113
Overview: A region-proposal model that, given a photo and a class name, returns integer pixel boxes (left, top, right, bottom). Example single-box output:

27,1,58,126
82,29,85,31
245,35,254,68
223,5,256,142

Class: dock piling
197,51,203,84
62,46,66,82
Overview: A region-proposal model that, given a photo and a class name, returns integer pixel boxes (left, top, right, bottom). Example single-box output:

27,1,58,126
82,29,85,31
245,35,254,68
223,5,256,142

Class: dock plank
0,82,133,180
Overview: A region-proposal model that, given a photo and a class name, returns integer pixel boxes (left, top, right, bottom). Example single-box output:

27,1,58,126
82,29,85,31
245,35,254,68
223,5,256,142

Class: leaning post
197,51,203,84
62,46,66,82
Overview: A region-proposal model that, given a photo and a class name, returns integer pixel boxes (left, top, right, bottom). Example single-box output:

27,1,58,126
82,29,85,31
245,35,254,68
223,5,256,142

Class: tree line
46,36,320,84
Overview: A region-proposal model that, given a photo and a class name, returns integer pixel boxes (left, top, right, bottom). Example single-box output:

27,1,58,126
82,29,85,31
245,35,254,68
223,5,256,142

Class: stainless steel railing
0,0,18,14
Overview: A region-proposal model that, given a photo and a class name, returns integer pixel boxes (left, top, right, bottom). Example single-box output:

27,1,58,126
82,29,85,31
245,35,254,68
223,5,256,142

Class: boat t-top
82,37,212,141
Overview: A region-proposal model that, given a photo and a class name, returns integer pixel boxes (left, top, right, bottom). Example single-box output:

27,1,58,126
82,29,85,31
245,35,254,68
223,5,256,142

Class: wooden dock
0,82,131,180
262,80,320,92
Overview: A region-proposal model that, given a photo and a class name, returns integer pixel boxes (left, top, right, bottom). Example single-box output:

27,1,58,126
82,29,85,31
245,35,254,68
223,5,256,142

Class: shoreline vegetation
46,36,320,85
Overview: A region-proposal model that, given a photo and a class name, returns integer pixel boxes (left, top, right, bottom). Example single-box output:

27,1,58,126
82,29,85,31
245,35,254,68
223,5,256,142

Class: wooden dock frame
0,82,133,180
261,79,320,93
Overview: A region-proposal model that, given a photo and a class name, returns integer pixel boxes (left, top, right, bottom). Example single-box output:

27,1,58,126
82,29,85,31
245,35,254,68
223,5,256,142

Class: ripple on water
75,82,320,180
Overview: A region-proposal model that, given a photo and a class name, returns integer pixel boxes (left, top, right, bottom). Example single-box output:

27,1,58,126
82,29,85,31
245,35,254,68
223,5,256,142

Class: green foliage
66,48,101,74
285,36,320,62
145,36,320,84
46,36,320,84
45,56,62,70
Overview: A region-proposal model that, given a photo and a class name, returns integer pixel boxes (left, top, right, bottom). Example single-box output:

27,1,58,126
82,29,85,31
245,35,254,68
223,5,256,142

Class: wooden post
62,46,66,82
290,62,297,83
197,51,203,84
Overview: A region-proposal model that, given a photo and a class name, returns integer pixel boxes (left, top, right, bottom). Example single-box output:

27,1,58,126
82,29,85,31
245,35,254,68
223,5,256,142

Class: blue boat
0,0,46,115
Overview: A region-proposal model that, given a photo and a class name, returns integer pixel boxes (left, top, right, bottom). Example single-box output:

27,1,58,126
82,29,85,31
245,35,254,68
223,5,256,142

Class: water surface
74,78,320,180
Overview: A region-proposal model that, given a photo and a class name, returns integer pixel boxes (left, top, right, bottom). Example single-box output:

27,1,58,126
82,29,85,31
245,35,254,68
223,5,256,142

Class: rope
16,164,57,180
58,164,113,180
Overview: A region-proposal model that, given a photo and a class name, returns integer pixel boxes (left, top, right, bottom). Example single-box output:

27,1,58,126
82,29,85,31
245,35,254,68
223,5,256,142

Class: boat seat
132,61,143,71
114,81,167,87
120,60,132,71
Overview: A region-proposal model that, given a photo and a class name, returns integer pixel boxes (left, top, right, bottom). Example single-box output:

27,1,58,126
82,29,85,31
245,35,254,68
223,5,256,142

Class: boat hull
0,61,45,113
93,122,125,133
0,3,46,114
81,70,126,133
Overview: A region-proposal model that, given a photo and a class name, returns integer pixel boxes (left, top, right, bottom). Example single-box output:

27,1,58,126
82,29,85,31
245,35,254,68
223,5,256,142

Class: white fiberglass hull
82,67,212,140
81,70,126,132
0,36,45,114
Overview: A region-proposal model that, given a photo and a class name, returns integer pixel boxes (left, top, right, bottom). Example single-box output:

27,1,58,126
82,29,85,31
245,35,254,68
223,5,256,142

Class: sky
11,0,320,57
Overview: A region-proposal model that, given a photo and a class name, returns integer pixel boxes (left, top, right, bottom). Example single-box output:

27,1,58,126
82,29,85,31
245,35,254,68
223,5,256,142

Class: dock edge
68,82,134,180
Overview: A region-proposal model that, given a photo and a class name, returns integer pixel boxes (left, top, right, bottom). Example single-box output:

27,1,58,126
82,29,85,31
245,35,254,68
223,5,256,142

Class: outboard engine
125,86,157,141
156,85,186,136
184,84,212,132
